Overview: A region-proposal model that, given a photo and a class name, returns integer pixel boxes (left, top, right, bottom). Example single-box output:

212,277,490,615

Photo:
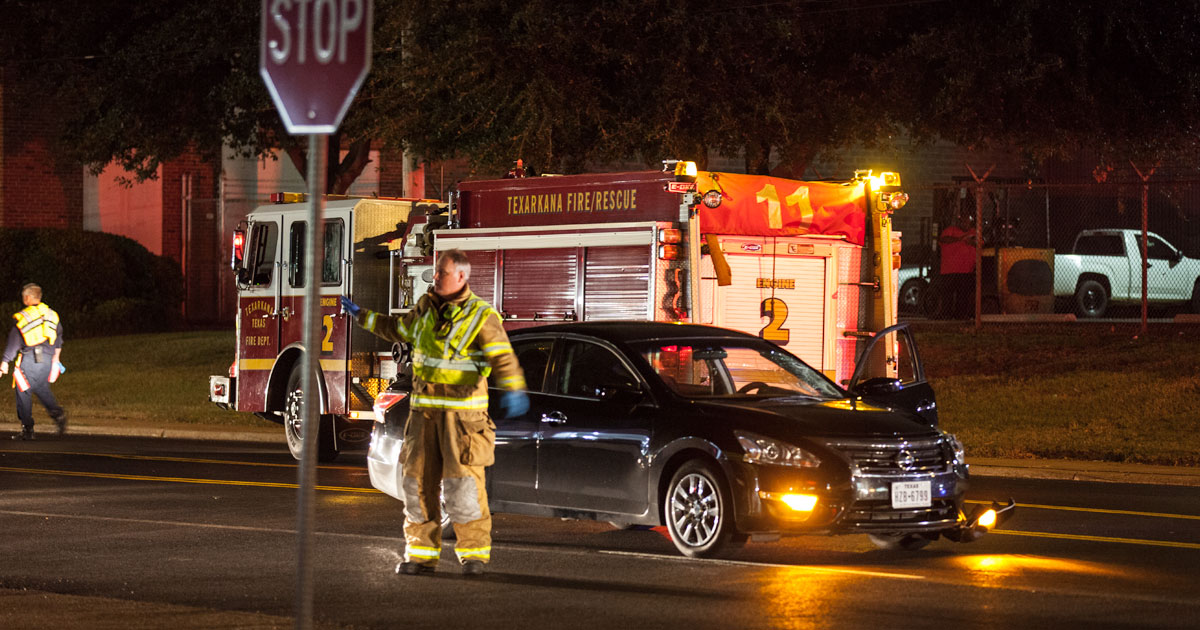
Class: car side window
1076,234,1123,256
1146,235,1174,261
556,340,639,399
512,339,553,393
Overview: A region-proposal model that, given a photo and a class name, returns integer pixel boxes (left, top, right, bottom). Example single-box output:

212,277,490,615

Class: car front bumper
725,457,1000,540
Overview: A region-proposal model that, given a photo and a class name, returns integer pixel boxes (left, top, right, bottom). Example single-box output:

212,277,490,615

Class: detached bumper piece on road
944,499,1018,543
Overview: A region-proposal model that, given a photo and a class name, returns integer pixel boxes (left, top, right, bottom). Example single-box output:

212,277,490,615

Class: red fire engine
210,163,910,461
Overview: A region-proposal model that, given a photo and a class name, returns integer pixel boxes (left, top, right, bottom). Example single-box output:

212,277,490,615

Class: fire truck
210,162,911,461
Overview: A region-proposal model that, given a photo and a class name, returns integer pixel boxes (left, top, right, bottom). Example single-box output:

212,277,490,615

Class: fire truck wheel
283,365,339,462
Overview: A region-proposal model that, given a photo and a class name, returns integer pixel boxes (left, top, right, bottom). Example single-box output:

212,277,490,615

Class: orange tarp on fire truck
694,172,867,245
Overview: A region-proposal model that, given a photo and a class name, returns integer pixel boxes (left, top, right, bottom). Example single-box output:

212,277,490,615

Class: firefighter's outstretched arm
474,311,529,418
344,295,422,344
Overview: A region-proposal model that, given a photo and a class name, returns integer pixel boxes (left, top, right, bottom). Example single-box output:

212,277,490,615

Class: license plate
891,481,931,509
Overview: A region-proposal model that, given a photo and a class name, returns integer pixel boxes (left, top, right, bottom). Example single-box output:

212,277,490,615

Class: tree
877,0,1200,169
373,0,905,176
5,0,1200,187
0,0,374,193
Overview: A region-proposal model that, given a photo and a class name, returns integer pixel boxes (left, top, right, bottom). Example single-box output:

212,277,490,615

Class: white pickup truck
1054,229,1200,317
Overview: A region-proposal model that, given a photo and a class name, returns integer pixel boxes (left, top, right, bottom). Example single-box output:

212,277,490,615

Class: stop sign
260,0,373,134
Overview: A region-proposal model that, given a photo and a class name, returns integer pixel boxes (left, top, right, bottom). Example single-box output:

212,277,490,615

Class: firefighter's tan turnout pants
401,407,495,567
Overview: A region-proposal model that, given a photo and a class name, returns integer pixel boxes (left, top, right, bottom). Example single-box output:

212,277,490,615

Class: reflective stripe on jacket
356,288,525,410
15,303,59,348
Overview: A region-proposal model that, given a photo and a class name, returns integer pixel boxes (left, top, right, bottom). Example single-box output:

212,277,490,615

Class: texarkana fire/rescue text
506,188,637,215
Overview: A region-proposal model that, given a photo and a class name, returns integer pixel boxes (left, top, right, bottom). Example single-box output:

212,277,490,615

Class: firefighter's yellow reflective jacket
14,303,59,348
355,287,525,410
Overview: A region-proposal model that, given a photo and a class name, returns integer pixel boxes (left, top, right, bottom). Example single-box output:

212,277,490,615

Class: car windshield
637,341,844,400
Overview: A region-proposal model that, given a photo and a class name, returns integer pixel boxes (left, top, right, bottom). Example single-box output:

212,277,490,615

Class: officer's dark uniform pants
15,354,64,429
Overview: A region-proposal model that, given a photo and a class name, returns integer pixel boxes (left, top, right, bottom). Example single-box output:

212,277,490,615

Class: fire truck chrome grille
823,436,951,476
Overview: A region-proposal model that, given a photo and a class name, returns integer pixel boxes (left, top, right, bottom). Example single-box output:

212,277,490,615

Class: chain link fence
898,179,1200,321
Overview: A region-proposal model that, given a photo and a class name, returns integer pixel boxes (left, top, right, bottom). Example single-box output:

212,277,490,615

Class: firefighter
341,249,529,577
1,284,67,440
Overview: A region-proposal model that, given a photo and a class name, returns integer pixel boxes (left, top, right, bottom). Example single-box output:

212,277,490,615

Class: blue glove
498,390,530,419
340,296,361,317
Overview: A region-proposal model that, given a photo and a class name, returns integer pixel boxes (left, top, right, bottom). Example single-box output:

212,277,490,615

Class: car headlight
944,431,966,464
736,432,821,468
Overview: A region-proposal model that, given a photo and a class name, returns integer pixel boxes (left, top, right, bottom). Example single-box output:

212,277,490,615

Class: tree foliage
878,0,1200,167
372,1,902,175
4,0,1200,183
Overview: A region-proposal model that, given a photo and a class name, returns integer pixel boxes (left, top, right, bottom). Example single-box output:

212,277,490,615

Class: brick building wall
162,150,221,323
0,65,83,230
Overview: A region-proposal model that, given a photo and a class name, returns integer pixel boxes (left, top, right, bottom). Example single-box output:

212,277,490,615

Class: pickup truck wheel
1075,279,1108,318
283,365,339,462
899,278,927,313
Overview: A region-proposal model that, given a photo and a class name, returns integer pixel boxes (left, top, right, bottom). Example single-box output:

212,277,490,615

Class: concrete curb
6,422,1198,487
969,458,1200,487
1,422,284,445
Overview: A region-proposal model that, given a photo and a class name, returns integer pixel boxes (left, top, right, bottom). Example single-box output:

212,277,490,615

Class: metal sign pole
296,133,328,630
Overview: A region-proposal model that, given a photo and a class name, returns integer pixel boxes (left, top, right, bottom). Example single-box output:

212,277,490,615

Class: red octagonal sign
260,0,373,134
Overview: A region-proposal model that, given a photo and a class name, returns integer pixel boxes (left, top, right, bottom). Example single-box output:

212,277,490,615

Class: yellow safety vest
360,291,522,411
14,303,59,347
409,296,496,385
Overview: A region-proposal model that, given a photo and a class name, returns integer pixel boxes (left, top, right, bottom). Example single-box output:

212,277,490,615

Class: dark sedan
369,322,1012,558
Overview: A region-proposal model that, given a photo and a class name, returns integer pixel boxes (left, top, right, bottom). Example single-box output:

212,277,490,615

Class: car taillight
372,390,408,420
229,360,238,378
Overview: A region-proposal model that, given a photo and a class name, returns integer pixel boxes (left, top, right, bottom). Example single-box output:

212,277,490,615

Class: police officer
1,284,67,440
341,249,528,577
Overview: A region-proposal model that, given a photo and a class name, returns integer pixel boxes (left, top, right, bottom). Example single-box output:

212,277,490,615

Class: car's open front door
846,323,938,426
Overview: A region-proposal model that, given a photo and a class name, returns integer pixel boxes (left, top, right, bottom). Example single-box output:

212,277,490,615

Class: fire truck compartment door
710,249,827,373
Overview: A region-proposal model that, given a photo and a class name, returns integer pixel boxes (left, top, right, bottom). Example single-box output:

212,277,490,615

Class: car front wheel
663,460,739,558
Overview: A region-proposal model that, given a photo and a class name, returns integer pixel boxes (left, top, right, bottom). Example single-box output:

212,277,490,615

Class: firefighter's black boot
53,412,68,436
12,426,33,441
461,560,485,577
396,561,435,576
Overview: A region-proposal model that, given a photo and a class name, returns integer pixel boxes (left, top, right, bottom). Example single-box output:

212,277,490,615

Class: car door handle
540,411,567,425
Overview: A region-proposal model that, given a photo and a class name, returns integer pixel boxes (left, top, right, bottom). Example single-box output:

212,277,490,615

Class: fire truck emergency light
658,244,681,260
270,192,306,203
658,228,682,244
673,160,698,182
231,230,246,268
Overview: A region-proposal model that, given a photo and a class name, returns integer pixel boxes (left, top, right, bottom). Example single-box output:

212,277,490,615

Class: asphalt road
2,435,1199,629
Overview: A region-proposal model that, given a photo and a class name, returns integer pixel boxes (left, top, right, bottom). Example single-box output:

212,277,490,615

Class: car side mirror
853,377,902,396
